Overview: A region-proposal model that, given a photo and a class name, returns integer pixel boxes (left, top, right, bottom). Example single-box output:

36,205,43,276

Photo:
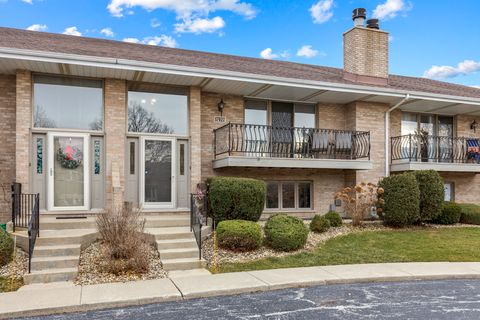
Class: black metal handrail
28,194,40,273
190,193,208,260
391,134,479,163
11,183,40,273
213,123,370,160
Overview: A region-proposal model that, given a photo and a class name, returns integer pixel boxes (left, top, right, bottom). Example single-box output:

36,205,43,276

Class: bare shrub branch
96,207,149,275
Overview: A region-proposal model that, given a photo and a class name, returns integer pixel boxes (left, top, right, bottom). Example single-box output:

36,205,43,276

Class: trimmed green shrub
310,215,330,233
413,170,444,222
265,214,308,252
216,220,262,252
459,203,480,225
378,173,420,227
324,211,343,227
434,202,461,225
0,229,13,267
208,177,266,222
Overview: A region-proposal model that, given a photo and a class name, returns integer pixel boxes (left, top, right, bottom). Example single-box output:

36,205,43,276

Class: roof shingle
0,27,479,99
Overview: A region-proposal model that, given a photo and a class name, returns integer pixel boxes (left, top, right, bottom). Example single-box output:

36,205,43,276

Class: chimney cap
366,19,380,29
352,8,366,20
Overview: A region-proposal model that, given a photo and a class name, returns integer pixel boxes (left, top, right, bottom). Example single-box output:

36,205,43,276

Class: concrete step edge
31,255,79,262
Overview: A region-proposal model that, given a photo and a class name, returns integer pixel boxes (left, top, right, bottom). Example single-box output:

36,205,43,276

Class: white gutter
385,94,410,176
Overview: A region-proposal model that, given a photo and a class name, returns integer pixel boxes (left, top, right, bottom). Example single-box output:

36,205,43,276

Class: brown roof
1,27,479,99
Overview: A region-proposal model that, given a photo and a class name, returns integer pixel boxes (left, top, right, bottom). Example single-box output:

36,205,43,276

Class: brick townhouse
1,9,480,224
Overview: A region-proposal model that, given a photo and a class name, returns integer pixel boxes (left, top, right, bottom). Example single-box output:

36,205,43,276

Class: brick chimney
343,8,389,85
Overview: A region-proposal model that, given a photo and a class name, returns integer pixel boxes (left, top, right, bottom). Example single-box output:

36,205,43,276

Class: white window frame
265,181,313,211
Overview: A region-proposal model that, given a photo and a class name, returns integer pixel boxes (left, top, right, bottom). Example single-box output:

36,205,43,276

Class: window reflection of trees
34,105,56,128
128,102,174,134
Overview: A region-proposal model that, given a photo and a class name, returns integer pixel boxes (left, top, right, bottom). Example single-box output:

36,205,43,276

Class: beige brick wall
0,75,16,223
345,101,389,184
440,172,480,205
216,167,346,215
104,79,126,211
15,70,31,192
456,115,480,139
200,91,244,179
317,103,346,129
189,87,202,192
344,27,389,79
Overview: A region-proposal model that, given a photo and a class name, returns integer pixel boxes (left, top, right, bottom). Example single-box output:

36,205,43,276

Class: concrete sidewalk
2,262,480,319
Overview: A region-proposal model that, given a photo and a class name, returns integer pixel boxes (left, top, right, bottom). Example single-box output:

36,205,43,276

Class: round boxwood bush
310,215,330,233
264,214,308,252
208,177,266,222
324,211,342,227
0,228,13,267
378,173,420,227
413,170,444,222
434,202,461,225
459,204,480,225
216,220,262,252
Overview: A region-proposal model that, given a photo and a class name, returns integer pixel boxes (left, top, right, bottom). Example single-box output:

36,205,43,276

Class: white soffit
253,85,318,101
203,78,265,96
313,91,369,104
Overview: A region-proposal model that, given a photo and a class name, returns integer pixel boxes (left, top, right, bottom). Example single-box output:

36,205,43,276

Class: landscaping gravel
75,241,168,285
0,247,27,280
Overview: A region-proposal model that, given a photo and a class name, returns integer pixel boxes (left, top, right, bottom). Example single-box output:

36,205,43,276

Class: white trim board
213,156,373,170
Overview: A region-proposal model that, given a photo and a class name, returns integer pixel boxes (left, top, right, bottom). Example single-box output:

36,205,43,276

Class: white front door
140,136,176,209
47,132,90,211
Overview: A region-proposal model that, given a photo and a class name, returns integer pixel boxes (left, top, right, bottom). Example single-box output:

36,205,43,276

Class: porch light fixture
217,98,225,116
471,120,478,133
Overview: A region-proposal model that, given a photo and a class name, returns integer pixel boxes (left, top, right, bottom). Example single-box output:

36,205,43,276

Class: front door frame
47,132,90,211
139,136,176,210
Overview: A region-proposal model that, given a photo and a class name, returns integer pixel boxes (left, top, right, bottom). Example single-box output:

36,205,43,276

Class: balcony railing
391,134,480,163
214,123,370,160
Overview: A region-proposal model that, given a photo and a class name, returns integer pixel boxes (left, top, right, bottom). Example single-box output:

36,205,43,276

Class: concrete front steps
146,224,210,271
17,212,211,284
17,222,97,284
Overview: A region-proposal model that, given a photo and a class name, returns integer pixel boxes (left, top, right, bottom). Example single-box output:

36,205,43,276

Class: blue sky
0,0,479,87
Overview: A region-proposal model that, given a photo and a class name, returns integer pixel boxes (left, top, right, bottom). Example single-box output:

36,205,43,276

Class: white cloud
260,48,289,60
151,18,161,28
423,60,480,80
107,0,256,19
175,16,225,34
471,85,480,89
260,48,277,60
310,0,334,24
373,0,412,20
123,35,178,48
123,37,140,43
388,35,394,42
296,45,319,58
21,0,33,4
62,26,82,36
26,24,47,32
100,27,114,37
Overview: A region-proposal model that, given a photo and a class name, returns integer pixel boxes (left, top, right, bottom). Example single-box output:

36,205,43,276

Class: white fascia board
1,46,480,106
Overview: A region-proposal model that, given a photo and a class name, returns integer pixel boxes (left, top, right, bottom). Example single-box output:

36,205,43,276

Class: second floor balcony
213,123,373,170
391,134,480,173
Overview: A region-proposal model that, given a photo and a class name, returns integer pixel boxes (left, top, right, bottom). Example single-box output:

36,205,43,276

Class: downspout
385,94,410,176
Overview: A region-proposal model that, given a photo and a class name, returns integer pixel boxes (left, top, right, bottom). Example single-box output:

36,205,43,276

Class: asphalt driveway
18,279,480,319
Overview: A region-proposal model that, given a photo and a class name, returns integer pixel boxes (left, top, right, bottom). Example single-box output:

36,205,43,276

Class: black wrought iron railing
391,134,480,163
213,123,370,160
11,182,40,273
190,193,208,260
